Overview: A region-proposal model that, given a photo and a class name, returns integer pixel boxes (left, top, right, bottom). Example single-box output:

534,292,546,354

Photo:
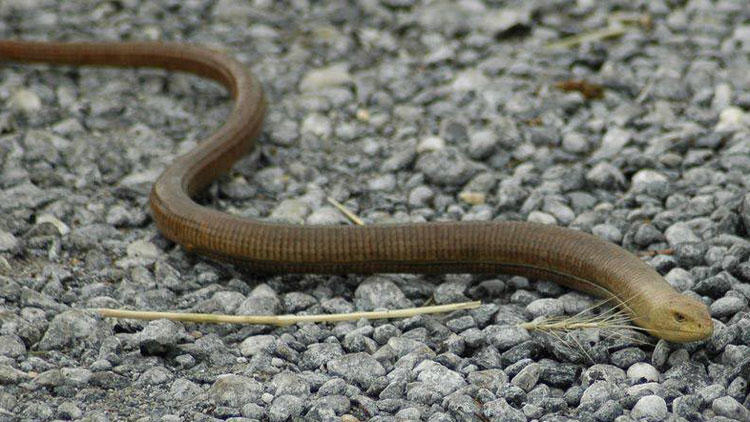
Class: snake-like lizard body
0,40,713,342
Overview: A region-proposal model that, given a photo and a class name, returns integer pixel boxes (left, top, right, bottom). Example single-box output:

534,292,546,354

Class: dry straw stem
519,294,647,343
519,296,649,363
545,26,629,50
326,196,365,226
94,301,481,326
545,13,651,50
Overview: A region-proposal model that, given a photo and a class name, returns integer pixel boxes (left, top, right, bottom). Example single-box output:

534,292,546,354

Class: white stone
417,136,445,153
631,395,667,420
627,362,659,383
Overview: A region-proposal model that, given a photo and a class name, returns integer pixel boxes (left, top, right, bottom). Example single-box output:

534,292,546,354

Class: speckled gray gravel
2,0,750,421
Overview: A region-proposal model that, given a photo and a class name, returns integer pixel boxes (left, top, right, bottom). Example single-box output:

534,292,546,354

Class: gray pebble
482,398,526,422
467,368,507,392
2,182,47,211
299,63,352,92
0,230,19,253
34,369,64,388
698,384,726,403
416,135,445,153
581,364,626,387
594,400,623,421
408,186,434,207
592,127,631,161
694,272,733,298
136,366,171,386
59,368,91,387
562,131,589,154
674,242,708,267
136,319,188,355
0,364,30,385
630,394,667,420
200,291,246,314
354,276,411,310
212,0,255,20
282,291,317,312
268,395,304,422
237,284,281,316
367,173,396,192
253,167,287,194
434,279,469,304
413,360,466,396
57,401,83,420
664,222,701,246
38,310,102,351
591,224,622,243
533,280,565,297
511,362,541,392
633,223,665,247
301,343,343,370
10,88,41,113
308,394,351,417
629,170,670,198
579,381,619,410
468,129,498,159
327,352,385,389
306,206,348,225
0,335,25,358
712,396,750,421
510,289,539,307
626,362,659,383
664,267,695,292
463,172,497,194
558,291,596,315
538,362,579,388
381,146,416,172
542,200,575,225
209,374,263,408
300,113,332,138
586,162,626,189
527,211,556,225
105,204,146,227
742,193,750,231
220,175,256,200
672,394,702,419
396,406,423,420
710,296,747,318
445,315,475,332
373,324,400,345
610,348,647,369
483,325,531,351
170,378,202,401
0,276,20,302
415,148,478,186
239,335,276,357
497,181,528,210
525,298,565,318
269,199,310,224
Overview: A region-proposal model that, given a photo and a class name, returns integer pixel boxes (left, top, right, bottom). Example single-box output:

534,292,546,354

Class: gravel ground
2,0,750,421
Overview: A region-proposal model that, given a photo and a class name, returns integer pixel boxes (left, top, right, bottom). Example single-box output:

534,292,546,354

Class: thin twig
518,292,655,361
546,12,650,50
636,76,655,103
545,26,629,49
326,196,365,226
94,301,481,326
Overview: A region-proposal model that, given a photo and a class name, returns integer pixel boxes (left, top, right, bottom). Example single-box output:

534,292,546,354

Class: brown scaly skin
0,40,713,343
